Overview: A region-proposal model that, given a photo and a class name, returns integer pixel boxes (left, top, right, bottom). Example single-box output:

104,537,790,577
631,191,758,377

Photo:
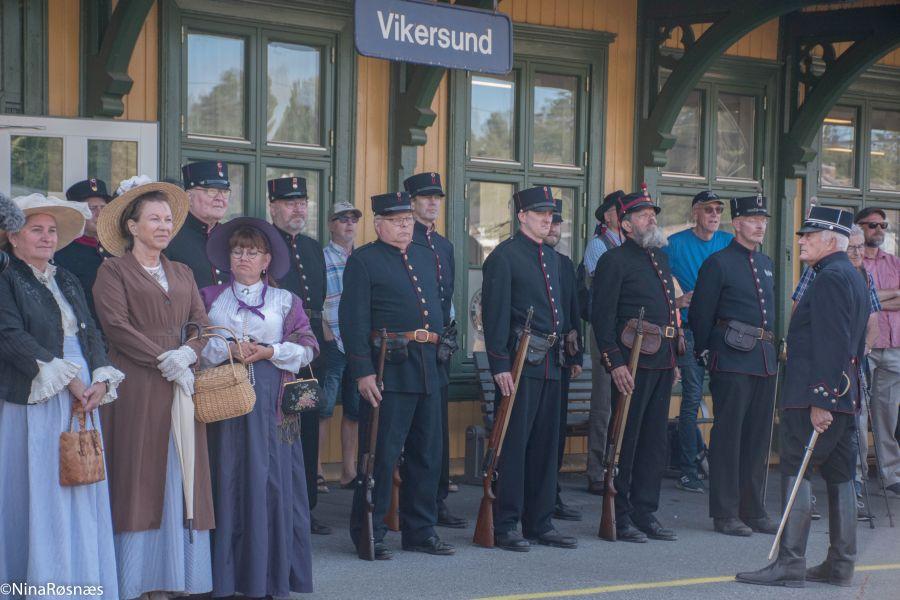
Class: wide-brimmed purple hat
206,217,290,279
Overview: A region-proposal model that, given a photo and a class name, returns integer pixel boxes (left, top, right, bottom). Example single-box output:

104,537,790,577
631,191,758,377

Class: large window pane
267,42,321,146
533,73,577,166
265,168,320,239
658,193,732,239
664,90,702,175
820,106,856,188
717,93,755,179
11,136,63,197
187,33,246,139
468,181,513,265
88,140,137,192
470,73,516,161
869,109,900,192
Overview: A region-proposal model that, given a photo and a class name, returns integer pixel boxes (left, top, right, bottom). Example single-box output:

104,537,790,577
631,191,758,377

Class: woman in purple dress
199,217,318,598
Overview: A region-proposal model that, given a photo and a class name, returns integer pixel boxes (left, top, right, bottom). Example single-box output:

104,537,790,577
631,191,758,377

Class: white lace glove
174,368,195,396
157,345,197,381
116,174,153,196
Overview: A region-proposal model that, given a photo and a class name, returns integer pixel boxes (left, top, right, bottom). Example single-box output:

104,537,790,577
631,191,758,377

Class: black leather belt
716,319,774,343
370,329,440,344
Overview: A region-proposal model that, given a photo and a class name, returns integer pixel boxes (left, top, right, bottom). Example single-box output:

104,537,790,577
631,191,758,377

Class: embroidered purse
281,365,321,415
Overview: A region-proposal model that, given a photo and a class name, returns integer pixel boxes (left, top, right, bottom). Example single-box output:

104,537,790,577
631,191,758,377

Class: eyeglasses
335,215,360,224
702,205,724,215
200,187,232,199
230,248,263,259
847,244,865,253
381,216,415,226
862,222,888,230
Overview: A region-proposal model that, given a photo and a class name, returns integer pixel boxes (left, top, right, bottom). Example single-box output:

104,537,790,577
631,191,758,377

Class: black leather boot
806,481,857,587
736,476,810,587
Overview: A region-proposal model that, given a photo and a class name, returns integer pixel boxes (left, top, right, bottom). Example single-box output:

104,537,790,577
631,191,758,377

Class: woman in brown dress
93,179,213,600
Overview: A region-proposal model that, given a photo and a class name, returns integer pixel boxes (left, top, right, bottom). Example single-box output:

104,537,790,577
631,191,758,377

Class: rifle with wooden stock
358,329,389,561
385,465,402,531
473,307,534,548
599,307,644,542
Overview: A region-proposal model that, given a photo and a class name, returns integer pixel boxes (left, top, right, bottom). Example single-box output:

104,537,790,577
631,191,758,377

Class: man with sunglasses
342,192,453,559
166,160,232,287
318,202,363,493
404,172,468,530
54,177,111,319
857,207,900,498
662,191,733,495
269,176,331,535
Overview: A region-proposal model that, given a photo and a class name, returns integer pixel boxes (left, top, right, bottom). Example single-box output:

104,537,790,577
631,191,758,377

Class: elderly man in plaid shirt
317,201,363,488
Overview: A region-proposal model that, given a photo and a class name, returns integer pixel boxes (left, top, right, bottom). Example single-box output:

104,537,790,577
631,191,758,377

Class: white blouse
201,280,314,373
27,263,124,405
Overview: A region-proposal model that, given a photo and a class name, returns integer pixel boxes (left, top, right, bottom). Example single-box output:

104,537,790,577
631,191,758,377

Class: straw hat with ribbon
97,176,189,257
0,193,91,251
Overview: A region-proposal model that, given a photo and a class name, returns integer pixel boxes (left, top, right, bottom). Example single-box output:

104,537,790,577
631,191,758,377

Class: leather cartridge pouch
437,321,459,364
722,320,763,352
372,335,410,364
620,319,670,355
514,326,556,366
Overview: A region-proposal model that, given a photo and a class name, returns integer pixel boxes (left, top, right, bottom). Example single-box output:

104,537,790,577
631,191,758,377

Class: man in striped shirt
318,201,362,488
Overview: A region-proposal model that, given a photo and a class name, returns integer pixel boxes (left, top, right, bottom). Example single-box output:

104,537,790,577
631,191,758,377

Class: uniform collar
514,229,544,248
276,225,304,244
729,239,755,256
74,235,100,248
812,250,846,273
185,212,214,235
375,239,407,254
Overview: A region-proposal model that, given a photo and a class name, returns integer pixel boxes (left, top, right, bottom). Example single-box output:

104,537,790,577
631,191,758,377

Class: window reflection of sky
470,75,514,157
267,42,320,143
187,33,244,108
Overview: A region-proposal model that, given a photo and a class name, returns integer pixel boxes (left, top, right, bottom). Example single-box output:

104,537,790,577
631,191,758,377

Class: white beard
633,225,668,249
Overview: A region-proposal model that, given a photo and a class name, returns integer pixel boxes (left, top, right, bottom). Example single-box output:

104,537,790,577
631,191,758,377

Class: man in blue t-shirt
662,191,734,493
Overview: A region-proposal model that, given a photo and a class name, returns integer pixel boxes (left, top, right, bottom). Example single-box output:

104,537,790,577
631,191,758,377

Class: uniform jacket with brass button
782,251,868,414
591,237,677,372
165,212,227,288
412,220,454,326
482,231,564,380
275,227,327,346
339,240,446,394
689,240,777,377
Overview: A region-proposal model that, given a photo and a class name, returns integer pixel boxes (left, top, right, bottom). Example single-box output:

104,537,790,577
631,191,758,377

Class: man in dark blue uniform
404,172,467,529
738,207,869,588
165,160,229,287
591,191,679,543
545,199,584,522
482,186,577,552
54,178,111,318
689,193,778,537
342,192,453,560
268,176,330,535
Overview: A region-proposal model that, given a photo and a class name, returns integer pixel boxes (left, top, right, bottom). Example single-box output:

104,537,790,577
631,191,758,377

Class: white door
0,115,158,198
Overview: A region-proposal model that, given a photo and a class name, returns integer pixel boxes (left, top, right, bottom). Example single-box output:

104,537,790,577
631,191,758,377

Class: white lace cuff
91,366,125,405
28,358,81,405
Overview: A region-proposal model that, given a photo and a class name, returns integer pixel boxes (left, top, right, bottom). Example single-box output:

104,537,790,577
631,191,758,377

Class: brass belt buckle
413,329,431,343
664,326,676,339
757,328,765,340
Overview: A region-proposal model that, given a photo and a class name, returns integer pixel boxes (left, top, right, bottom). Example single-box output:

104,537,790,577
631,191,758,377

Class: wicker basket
184,324,256,423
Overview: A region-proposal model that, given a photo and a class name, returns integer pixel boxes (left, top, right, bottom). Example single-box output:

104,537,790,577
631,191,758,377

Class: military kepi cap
616,188,660,221
268,176,308,201
796,206,854,237
731,192,770,219
182,160,230,190
513,186,556,212
66,178,111,202
403,172,445,198
372,191,412,216
595,190,624,222
692,190,722,206
552,199,564,224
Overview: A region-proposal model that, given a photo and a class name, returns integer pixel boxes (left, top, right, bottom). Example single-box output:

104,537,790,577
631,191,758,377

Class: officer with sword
737,207,869,588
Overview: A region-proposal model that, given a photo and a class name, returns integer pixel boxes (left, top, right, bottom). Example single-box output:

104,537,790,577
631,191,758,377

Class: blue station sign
355,0,513,74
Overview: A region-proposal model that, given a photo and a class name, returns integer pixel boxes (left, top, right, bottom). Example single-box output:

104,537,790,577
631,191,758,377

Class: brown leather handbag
59,403,106,487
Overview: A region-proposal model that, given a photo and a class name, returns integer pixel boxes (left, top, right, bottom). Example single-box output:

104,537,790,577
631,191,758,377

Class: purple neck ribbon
231,278,268,320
